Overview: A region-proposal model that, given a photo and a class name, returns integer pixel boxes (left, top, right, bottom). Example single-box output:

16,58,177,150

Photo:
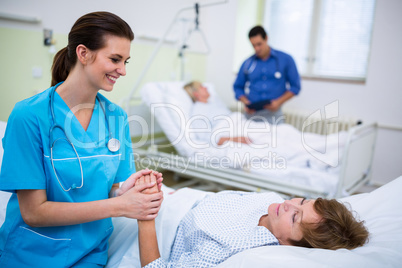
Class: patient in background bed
136,174,369,268
184,81,251,146
183,81,345,171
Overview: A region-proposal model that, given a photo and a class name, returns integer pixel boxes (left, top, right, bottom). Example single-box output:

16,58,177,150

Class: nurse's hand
118,180,163,220
114,169,163,197
136,174,159,194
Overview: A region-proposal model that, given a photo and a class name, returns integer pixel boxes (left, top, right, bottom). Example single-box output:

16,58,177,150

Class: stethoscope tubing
49,86,119,191
244,55,282,79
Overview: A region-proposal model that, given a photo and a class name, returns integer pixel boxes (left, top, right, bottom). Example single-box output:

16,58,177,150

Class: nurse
0,12,163,267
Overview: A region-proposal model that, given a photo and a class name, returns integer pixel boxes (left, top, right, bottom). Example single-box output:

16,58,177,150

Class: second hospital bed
130,81,377,198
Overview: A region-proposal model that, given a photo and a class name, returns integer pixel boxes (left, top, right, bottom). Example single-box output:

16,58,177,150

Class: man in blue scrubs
233,26,301,124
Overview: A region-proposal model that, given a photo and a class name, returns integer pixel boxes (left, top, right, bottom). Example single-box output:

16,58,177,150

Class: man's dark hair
248,25,267,39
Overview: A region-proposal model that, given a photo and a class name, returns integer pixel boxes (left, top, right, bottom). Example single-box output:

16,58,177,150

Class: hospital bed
130,82,378,198
1,123,401,267
111,177,402,267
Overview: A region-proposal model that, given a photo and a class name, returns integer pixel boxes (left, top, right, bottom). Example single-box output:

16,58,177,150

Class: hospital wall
0,0,208,121
1,0,401,187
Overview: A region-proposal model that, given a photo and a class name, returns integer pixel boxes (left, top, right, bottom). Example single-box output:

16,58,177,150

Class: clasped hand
116,169,164,220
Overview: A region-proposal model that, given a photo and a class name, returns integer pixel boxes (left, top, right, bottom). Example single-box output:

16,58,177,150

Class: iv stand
121,0,228,112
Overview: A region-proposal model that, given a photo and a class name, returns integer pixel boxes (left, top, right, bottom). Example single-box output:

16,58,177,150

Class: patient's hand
218,136,252,146
135,173,160,194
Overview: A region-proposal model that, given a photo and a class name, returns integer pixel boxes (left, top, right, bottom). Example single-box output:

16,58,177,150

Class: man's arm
285,55,301,96
265,91,295,112
233,60,249,102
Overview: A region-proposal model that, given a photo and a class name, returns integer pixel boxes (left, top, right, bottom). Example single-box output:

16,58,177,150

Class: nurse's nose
117,63,127,76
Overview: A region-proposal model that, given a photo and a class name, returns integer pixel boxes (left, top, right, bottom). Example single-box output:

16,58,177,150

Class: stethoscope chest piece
107,138,120,152
274,71,282,79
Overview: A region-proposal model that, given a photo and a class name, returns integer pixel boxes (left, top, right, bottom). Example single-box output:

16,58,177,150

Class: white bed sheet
140,82,347,197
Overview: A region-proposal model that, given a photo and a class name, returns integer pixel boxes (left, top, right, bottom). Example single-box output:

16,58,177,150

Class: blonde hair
183,81,202,102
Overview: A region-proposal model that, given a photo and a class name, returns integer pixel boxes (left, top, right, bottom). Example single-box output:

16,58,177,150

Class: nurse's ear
76,44,92,65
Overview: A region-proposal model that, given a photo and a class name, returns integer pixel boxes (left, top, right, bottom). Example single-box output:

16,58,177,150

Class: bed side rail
134,148,329,198
335,122,378,197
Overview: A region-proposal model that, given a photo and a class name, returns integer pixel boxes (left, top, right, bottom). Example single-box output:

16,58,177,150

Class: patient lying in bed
183,81,345,170
136,174,368,268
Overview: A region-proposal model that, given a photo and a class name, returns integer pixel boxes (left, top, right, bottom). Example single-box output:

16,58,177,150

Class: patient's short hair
289,198,369,250
183,81,202,102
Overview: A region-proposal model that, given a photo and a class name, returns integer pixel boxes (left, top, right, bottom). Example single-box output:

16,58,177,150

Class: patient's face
194,85,210,103
258,198,321,245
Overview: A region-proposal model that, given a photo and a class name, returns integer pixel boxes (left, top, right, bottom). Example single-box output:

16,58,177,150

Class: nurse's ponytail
51,47,71,86
51,11,134,86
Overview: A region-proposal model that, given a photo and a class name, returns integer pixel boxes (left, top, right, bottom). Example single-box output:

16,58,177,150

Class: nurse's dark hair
51,11,134,86
288,198,369,250
248,25,267,39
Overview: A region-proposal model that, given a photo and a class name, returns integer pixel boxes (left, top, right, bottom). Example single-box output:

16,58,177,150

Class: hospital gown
145,191,282,268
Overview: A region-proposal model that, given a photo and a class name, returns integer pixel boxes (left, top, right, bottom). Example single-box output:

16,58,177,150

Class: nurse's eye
111,58,120,63
124,60,129,65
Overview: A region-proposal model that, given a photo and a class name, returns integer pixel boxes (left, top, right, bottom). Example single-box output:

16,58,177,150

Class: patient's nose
284,200,298,211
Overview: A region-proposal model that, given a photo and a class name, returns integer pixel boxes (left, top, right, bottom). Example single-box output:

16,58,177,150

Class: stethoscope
49,86,120,191
244,55,282,79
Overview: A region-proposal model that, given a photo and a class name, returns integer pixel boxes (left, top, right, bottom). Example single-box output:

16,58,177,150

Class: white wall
1,0,400,185
203,0,402,185
0,0,203,35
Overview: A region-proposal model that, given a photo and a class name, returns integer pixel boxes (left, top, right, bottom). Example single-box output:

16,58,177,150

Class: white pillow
141,81,216,157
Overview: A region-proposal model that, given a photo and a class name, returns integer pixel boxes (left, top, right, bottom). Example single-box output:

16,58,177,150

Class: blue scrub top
233,48,301,103
0,82,136,267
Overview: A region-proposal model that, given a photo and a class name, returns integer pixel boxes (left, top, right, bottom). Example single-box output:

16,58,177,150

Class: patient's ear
193,91,200,101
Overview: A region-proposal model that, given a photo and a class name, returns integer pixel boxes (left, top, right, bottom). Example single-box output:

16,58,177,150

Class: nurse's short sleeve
114,112,136,184
0,103,46,193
